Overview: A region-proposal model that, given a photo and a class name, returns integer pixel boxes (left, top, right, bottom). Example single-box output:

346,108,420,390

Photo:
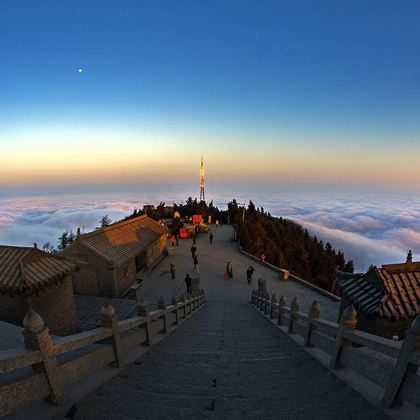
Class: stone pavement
73,226,388,419
141,225,340,321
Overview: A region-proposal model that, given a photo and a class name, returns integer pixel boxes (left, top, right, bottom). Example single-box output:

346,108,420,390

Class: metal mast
200,157,205,202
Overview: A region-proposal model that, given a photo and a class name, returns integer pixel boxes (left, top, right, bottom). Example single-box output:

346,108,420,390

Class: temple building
0,246,79,336
336,255,420,338
63,215,167,298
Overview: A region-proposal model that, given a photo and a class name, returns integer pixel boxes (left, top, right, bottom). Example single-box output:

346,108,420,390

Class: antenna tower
200,157,205,202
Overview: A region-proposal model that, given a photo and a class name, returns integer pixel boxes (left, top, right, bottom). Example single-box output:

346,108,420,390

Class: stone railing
250,287,420,409
0,291,205,417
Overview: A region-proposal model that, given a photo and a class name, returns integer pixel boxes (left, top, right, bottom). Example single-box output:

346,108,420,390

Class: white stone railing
0,292,206,417
250,288,420,409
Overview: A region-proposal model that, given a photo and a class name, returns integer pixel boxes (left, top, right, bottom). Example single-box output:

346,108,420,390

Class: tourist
170,262,176,280
184,273,192,294
193,254,200,273
260,253,266,266
193,232,197,245
246,266,255,284
191,244,197,259
225,261,233,279
209,232,214,244
170,234,175,247
175,234,179,246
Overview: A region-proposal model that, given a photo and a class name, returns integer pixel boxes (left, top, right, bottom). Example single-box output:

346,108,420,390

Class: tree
42,242,55,253
344,260,355,273
58,231,69,251
76,227,81,238
68,229,75,245
100,215,112,228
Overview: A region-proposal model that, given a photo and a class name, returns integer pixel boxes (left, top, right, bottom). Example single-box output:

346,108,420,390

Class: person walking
185,273,192,294
246,266,255,285
225,261,233,279
260,253,266,266
170,234,175,247
191,244,197,259
192,232,197,245
193,254,200,273
209,232,214,244
170,262,176,280
175,234,179,246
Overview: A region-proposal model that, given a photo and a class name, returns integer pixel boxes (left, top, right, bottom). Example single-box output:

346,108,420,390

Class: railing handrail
0,291,206,417
251,290,420,410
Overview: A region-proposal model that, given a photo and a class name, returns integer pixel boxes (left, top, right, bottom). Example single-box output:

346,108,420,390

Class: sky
1,0,420,190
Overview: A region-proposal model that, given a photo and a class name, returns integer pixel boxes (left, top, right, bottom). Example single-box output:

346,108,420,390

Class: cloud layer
0,190,419,272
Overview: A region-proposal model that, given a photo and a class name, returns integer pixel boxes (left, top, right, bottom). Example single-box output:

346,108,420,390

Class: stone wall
27,274,79,336
115,259,137,297
0,294,27,327
0,275,79,336
147,235,166,266
64,242,115,297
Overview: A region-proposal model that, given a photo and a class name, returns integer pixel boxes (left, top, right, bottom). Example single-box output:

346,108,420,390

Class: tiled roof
337,262,420,320
74,215,167,267
0,246,74,295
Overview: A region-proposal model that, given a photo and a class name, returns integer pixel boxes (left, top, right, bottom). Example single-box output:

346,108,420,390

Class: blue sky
1,1,420,189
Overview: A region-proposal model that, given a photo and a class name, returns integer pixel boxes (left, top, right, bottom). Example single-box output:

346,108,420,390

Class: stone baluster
23,308,66,404
329,305,357,369
138,298,151,346
101,303,124,368
270,294,277,319
264,292,271,315
187,293,192,314
382,315,420,407
278,295,287,325
201,289,206,304
171,296,178,325
304,300,320,347
256,289,261,309
180,294,187,319
288,297,299,334
192,293,197,311
158,296,167,334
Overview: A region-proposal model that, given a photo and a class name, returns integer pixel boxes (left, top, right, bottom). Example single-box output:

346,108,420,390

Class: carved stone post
329,305,357,368
304,300,320,347
187,293,192,314
264,292,271,315
101,303,124,368
23,308,66,404
192,293,197,311
158,296,167,334
278,295,287,325
288,297,299,333
270,294,277,319
138,299,151,346
201,289,206,304
180,294,187,319
382,315,420,407
171,296,178,325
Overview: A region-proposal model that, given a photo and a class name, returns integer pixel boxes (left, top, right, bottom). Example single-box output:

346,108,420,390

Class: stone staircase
73,287,388,420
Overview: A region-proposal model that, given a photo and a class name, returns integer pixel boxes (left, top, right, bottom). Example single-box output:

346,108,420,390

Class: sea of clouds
0,189,419,272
